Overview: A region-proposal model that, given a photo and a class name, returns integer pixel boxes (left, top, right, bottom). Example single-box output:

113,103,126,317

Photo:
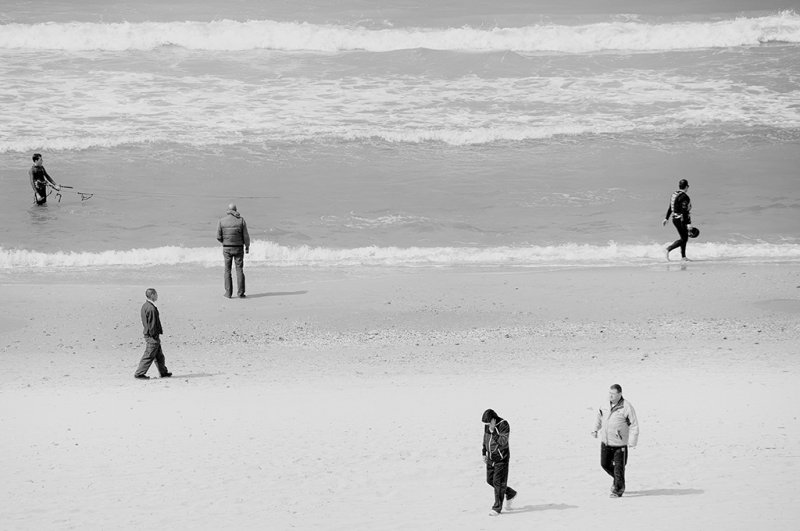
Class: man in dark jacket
134,288,172,380
481,409,518,516
663,178,693,261
28,153,60,205
216,204,251,298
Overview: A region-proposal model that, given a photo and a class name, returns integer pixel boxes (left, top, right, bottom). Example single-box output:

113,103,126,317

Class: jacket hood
226,209,241,218
481,409,500,423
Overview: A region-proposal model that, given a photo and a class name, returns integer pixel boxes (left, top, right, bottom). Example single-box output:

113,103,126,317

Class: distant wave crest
2,241,799,269
1,12,798,52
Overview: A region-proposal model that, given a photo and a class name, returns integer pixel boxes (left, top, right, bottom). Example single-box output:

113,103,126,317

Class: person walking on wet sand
28,153,60,205
482,409,518,516
216,203,250,298
663,178,693,261
591,384,639,497
134,288,172,380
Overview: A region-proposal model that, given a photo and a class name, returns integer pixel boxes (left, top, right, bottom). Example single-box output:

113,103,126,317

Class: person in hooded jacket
216,203,251,298
481,409,518,516
591,384,639,497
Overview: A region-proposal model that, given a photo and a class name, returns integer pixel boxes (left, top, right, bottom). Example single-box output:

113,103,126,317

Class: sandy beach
1,262,799,530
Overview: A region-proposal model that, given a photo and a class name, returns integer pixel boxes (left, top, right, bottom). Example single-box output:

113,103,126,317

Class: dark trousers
486,459,517,512
601,443,628,494
135,337,169,377
667,217,689,258
223,246,245,297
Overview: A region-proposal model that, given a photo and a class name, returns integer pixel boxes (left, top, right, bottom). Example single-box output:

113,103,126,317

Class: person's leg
492,460,510,513
600,443,615,478
505,483,518,502
234,249,245,297
223,248,233,298
35,183,47,205
678,221,689,258
153,341,169,376
134,338,158,377
612,446,628,494
667,217,683,255
486,463,494,488
671,218,689,258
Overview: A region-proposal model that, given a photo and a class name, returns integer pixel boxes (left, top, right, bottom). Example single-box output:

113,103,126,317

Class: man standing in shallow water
592,384,639,497
216,203,250,298
28,153,60,205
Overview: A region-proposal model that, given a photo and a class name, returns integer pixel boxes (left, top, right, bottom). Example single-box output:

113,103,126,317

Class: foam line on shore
2,241,799,269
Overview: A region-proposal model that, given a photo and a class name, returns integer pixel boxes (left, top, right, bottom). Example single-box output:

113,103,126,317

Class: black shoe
223,293,232,299
161,372,172,378
134,374,150,380
239,294,246,298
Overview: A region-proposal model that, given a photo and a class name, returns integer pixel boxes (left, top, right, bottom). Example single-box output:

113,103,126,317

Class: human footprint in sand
591,384,639,497
134,288,172,380
481,409,518,516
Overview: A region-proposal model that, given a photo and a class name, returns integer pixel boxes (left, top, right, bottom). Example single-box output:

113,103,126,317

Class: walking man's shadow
624,488,704,497
242,290,308,299
507,503,578,514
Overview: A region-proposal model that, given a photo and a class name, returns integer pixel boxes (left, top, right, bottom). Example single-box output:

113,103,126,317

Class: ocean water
1,0,799,269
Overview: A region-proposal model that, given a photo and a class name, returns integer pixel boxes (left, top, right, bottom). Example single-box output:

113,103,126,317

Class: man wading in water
29,153,60,205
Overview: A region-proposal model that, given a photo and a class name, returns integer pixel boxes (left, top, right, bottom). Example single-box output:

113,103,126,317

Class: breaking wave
2,241,799,269
0,12,798,52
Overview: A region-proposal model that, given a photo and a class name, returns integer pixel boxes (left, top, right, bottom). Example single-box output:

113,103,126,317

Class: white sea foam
2,241,799,269
0,12,798,52
2,69,799,152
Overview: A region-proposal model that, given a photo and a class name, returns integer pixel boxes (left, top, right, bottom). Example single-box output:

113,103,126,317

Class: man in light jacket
591,384,639,497
216,204,250,298
481,409,518,516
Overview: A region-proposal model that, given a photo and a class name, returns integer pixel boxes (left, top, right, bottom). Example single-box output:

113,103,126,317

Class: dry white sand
1,263,799,530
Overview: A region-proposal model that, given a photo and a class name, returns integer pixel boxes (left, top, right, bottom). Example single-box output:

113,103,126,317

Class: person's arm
42,167,58,189
242,219,250,253
663,201,672,226
627,404,639,448
142,305,159,337
29,167,37,193
216,221,223,243
493,420,510,452
591,407,602,437
682,196,692,226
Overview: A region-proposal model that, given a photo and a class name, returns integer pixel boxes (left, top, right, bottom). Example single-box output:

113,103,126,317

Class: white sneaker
488,510,500,516
505,498,514,511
